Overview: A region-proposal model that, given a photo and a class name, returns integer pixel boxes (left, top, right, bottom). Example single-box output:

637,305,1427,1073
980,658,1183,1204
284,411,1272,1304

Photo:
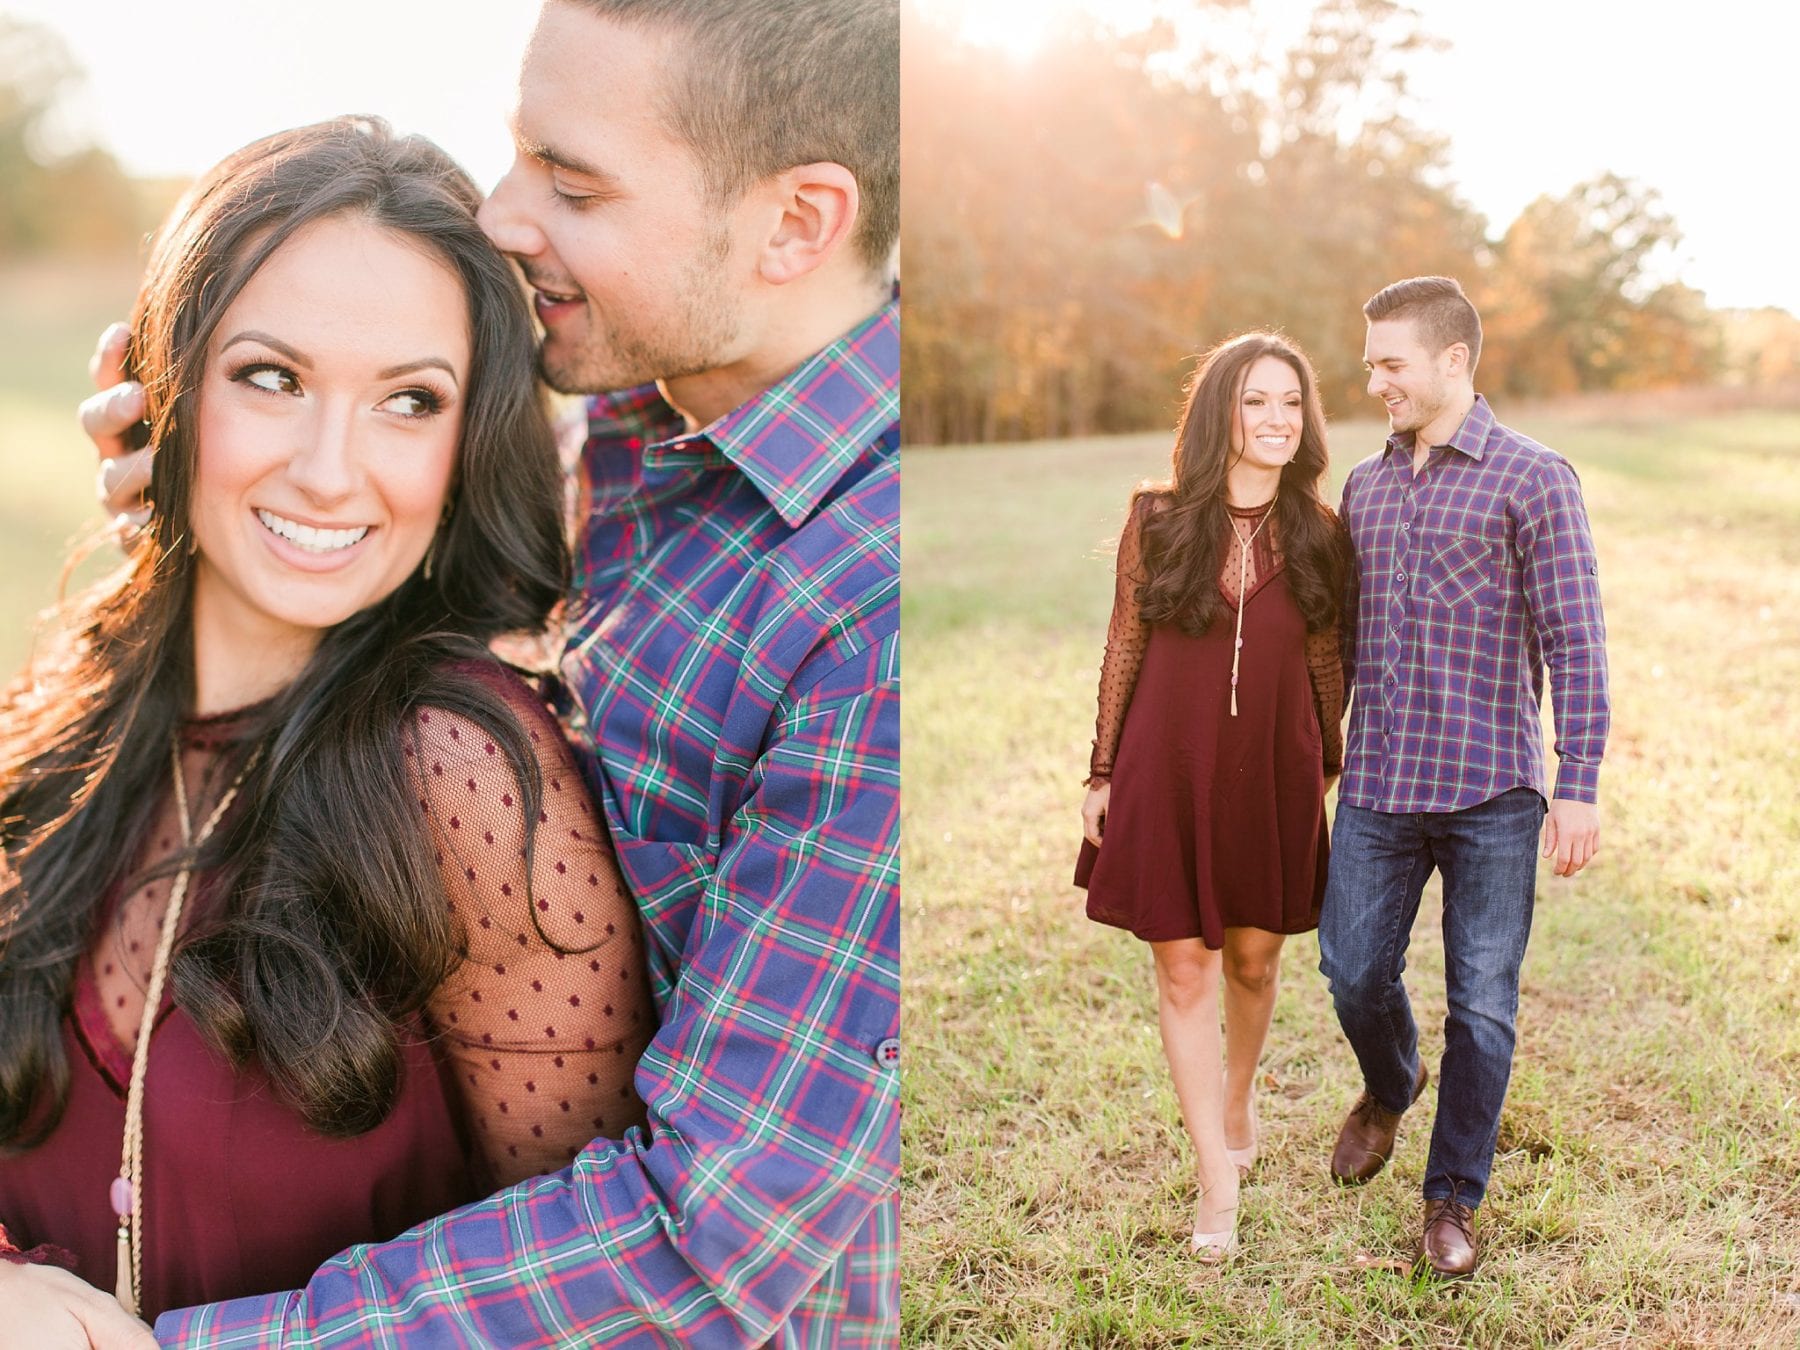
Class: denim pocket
1419,531,1496,611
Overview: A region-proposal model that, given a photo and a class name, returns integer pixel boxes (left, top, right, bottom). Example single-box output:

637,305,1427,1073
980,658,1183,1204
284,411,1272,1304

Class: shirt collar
1383,392,1494,463
585,295,899,529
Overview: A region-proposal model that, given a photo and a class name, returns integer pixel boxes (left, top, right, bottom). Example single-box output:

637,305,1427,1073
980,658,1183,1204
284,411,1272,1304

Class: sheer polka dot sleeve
1088,493,1157,785
1304,625,1346,777
412,676,654,1189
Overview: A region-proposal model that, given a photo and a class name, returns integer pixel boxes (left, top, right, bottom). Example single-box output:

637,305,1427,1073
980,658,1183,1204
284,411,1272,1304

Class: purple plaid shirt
157,301,899,1347
1338,395,1609,814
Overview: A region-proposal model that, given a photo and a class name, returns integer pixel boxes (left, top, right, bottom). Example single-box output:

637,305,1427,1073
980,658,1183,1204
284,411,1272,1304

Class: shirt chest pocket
1417,530,1497,612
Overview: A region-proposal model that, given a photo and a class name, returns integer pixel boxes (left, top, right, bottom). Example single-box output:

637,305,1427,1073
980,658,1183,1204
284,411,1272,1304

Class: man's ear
754,162,860,286
1444,340,1472,380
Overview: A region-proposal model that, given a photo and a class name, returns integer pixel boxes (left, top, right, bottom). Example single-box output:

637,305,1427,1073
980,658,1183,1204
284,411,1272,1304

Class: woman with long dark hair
1074,332,1349,1261
0,117,652,1331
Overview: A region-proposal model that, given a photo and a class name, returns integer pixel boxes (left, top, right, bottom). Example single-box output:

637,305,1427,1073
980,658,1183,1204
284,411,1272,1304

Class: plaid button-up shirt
158,301,900,1347
1338,395,1609,814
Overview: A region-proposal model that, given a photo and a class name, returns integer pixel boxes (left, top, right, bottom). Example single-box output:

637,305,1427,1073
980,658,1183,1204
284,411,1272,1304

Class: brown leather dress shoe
1329,1061,1428,1185
1421,1196,1477,1278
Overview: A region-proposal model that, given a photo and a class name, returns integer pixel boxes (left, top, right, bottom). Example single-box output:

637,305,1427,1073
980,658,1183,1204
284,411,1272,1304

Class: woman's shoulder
1127,484,1175,523
405,659,579,773
1130,483,1174,509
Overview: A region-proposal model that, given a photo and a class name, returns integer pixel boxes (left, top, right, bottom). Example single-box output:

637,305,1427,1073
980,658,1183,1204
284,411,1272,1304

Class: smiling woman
187,217,468,714
0,116,654,1329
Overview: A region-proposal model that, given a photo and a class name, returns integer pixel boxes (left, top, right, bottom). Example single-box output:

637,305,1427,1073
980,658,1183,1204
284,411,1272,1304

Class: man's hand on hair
77,322,154,533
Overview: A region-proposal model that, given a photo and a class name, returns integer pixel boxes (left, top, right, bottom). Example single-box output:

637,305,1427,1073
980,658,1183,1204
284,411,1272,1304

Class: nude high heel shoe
1191,1188,1239,1264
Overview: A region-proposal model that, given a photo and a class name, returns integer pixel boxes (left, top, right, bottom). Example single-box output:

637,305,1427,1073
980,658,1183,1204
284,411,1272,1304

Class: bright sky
6,0,1796,313
913,0,1800,315
1,0,538,193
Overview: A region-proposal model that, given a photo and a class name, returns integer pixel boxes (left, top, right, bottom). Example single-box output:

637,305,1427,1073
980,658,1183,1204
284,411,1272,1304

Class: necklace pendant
115,1222,137,1316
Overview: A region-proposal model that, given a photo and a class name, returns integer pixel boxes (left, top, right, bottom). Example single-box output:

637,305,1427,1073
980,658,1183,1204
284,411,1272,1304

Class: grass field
0,257,145,675
902,409,1800,1347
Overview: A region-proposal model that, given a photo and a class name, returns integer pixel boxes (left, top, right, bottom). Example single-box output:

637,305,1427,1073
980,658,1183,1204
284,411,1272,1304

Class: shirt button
1395,572,1406,583
875,1038,900,1069
1401,521,1412,531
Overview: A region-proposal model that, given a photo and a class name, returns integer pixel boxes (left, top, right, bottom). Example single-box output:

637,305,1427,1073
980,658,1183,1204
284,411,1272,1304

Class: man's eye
551,177,599,208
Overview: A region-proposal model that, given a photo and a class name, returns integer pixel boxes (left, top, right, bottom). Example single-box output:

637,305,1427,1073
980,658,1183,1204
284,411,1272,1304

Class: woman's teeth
256,509,369,553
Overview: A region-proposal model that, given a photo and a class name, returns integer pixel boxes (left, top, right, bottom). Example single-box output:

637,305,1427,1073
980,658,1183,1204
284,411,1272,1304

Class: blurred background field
901,410,1800,1346
0,256,140,673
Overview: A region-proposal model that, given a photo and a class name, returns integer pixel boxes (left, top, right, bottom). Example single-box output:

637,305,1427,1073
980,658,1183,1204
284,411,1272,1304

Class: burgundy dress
0,667,655,1324
1075,494,1344,948
0,964,480,1321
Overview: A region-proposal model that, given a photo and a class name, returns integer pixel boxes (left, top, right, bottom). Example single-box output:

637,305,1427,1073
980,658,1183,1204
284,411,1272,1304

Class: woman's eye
382,389,443,418
237,364,299,395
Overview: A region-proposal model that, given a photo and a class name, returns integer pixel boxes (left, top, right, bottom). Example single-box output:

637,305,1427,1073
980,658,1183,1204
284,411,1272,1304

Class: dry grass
901,411,1800,1347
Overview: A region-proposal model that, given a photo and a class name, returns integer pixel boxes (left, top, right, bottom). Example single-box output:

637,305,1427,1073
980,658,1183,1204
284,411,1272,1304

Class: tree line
0,18,151,257
900,0,1797,445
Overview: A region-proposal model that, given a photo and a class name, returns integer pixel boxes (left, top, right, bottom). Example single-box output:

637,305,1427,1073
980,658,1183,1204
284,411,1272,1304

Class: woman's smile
254,507,373,557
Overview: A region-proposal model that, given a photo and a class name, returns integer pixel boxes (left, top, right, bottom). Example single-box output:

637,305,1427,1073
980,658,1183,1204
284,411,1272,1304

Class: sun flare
911,0,1163,60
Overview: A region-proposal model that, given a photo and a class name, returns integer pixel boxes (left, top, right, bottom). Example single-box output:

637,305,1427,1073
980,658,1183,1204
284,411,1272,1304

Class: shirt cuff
1553,760,1600,804
155,1291,298,1346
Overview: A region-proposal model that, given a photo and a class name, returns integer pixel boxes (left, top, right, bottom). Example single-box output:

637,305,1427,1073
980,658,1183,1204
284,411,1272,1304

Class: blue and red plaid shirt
1338,395,1609,814
158,300,900,1347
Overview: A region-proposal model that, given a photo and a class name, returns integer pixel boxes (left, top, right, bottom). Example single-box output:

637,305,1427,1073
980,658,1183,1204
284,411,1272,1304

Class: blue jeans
1318,788,1545,1207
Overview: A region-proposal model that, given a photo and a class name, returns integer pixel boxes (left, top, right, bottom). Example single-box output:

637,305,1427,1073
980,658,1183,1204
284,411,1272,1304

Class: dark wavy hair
0,117,568,1146
1136,332,1349,637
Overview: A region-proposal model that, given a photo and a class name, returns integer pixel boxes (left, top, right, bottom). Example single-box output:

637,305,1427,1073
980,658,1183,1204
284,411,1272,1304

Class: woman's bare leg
1150,939,1237,1231
1221,927,1287,1163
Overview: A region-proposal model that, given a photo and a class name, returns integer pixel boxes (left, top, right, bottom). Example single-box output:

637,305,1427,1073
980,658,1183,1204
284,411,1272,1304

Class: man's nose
477,159,549,259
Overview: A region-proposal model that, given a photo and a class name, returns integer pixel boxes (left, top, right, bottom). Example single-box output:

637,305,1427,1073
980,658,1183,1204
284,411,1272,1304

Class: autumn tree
1480,173,1720,395
902,0,1739,444
0,17,143,256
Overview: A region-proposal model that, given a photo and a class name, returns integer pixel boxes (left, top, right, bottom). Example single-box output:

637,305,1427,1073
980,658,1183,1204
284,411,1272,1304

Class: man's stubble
536,223,743,398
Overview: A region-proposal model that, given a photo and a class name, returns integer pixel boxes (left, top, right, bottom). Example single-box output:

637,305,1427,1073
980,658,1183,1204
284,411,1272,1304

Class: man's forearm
156,642,902,1349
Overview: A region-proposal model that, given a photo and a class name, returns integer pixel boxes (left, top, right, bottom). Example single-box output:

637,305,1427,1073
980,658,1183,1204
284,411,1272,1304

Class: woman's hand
1081,782,1110,847
0,1262,158,1349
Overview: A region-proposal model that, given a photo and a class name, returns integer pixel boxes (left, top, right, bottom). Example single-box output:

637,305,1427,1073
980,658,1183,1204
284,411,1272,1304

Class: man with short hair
1321,275,1608,1278
78,1,900,1343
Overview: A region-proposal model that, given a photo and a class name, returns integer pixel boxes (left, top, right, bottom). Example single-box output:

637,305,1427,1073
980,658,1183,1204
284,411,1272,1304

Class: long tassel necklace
112,739,260,1318
1228,501,1277,717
